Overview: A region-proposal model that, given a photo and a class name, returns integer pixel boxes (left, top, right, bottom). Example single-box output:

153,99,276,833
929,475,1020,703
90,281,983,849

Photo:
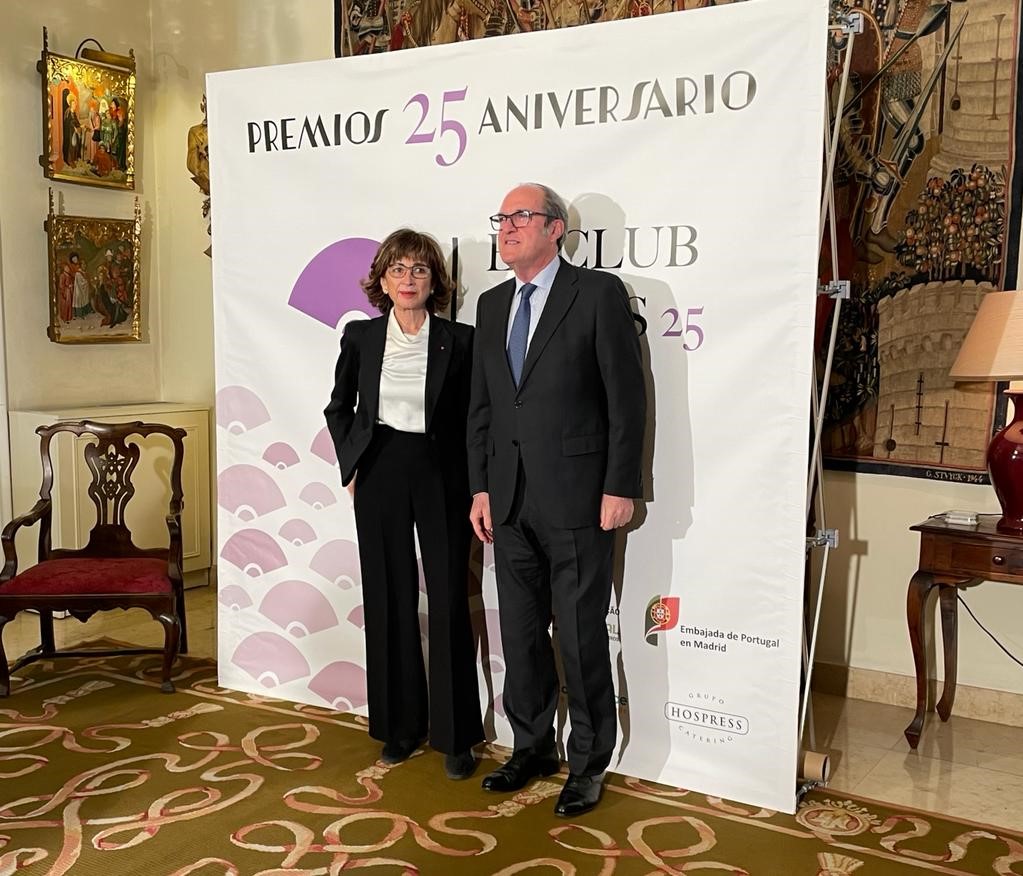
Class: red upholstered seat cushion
2,558,171,597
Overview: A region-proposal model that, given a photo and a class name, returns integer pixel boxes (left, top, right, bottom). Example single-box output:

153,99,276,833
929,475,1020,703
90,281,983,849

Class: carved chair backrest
35,420,187,557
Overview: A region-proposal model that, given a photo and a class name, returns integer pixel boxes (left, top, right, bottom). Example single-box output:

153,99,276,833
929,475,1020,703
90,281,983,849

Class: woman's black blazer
324,313,474,489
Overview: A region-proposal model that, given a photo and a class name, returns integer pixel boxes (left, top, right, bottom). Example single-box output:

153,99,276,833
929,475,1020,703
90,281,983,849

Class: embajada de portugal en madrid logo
645,595,680,644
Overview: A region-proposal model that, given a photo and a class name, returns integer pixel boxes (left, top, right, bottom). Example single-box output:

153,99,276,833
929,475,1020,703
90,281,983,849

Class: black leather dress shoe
380,737,422,765
554,773,604,817
481,747,561,792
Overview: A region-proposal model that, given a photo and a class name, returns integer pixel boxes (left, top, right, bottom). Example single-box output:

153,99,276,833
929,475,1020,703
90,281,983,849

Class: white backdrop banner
209,0,826,813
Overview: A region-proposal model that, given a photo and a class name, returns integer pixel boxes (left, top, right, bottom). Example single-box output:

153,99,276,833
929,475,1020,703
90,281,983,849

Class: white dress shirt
377,309,429,433
505,255,561,349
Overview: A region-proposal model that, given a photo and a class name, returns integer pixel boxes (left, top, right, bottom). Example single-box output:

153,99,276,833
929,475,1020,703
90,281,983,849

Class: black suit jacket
324,313,473,489
467,258,645,529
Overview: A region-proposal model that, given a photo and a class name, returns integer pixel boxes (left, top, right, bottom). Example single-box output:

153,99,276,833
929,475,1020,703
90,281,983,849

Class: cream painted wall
3,1,1023,701
149,0,333,407
0,229,10,523
816,470,1023,696
0,1,331,527
145,0,333,557
0,3,159,414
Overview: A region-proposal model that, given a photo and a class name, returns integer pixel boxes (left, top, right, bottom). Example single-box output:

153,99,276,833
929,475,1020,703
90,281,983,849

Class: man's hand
470,491,494,544
600,494,634,531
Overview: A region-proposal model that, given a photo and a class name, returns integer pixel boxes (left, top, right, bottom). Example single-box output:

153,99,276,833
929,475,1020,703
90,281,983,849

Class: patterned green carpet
2,648,1020,874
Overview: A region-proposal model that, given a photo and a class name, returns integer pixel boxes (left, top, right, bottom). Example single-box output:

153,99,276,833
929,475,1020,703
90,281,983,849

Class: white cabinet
8,403,212,581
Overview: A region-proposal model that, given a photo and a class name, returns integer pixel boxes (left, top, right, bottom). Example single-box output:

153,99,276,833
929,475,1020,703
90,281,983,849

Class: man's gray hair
525,183,569,250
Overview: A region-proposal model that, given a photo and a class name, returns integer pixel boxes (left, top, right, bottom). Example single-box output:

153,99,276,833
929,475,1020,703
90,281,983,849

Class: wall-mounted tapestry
819,0,1022,482
334,0,724,55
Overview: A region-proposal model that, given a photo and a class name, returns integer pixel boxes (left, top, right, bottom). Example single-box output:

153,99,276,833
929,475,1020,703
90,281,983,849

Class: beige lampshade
949,290,1023,380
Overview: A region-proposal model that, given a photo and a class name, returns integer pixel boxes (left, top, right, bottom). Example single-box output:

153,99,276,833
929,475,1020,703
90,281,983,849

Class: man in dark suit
467,183,645,816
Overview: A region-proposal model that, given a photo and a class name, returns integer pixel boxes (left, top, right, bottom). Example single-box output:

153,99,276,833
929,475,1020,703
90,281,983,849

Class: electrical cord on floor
958,594,1023,669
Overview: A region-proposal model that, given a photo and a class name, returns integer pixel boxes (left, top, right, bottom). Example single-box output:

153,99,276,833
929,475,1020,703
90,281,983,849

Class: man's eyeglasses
386,263,431,279
489,210,553,231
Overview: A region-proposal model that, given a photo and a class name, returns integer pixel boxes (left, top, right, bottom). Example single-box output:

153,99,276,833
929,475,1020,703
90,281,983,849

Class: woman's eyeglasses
386,263,431,279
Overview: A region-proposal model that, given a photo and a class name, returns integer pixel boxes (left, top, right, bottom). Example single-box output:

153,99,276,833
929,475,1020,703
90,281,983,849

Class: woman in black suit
324,229,483,779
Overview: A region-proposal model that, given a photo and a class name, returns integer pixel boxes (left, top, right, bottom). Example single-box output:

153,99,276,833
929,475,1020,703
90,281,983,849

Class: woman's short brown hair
361,228,455,315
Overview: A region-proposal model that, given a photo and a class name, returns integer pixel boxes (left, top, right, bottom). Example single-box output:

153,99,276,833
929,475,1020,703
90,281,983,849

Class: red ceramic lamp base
988,391,1023,535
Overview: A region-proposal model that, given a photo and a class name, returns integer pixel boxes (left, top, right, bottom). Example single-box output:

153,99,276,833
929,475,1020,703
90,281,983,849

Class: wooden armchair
0,420,188,694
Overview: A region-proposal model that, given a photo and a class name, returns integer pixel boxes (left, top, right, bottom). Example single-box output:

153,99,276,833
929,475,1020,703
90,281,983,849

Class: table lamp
949,290,1023,534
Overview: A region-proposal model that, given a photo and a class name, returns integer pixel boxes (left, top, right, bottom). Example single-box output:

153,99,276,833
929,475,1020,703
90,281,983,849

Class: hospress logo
664,701,750,737
645,595,680,644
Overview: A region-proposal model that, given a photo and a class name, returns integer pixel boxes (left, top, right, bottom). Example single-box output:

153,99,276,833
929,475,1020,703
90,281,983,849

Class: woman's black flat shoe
444,749,477,780
380,738,421,764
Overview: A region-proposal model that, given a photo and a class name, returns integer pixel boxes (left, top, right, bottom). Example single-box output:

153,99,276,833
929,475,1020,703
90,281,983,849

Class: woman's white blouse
377,309,429,433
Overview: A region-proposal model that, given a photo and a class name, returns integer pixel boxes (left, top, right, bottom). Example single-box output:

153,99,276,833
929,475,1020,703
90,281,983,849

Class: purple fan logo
289,237,379,328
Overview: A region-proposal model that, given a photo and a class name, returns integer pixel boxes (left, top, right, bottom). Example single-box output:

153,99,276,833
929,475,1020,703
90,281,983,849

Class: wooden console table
904,516,1023,748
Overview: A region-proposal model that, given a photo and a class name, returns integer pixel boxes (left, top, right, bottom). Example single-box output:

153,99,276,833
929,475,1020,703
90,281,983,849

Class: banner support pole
799,12,859,799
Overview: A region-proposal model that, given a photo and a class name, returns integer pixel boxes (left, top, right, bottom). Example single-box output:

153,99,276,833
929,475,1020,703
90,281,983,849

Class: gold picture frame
37,29,136,190
46,193,142,344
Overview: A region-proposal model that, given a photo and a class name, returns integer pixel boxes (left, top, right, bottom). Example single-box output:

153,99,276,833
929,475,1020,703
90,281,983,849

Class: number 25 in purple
662,306,705,350
403,88,469,167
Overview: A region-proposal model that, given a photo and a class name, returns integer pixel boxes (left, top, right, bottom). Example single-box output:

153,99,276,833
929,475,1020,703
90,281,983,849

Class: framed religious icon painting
46,196,142,344
37,29,136,190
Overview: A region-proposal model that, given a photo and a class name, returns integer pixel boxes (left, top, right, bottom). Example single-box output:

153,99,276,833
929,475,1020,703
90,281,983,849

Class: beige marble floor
809,690,1023,833
5,585,1023,833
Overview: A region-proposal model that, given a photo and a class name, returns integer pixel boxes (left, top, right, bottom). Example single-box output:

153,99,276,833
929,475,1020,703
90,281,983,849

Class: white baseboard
812,661,1023,727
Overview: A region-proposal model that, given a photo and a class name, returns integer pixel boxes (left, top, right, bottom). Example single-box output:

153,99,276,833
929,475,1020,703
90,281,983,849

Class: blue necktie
507,283,537,387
